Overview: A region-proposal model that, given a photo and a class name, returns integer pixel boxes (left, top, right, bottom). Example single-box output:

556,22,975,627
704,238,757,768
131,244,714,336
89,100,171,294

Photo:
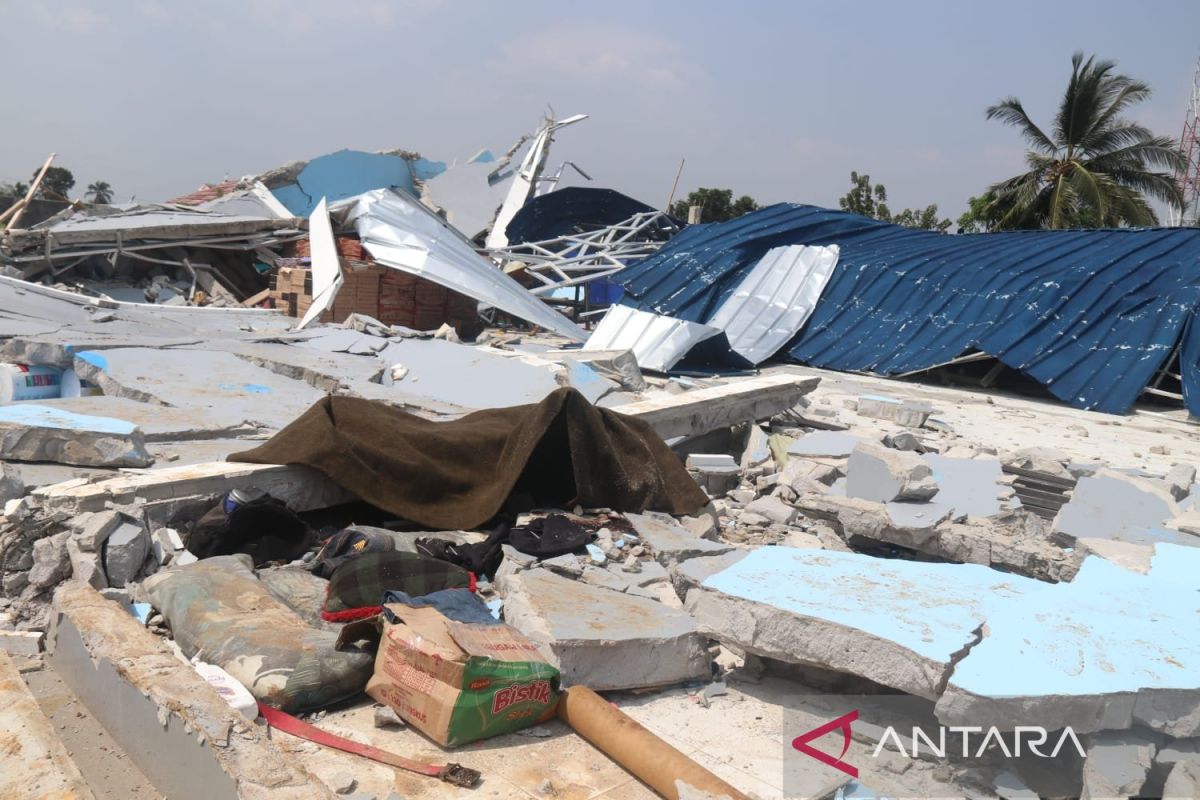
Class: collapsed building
2,114,1200,800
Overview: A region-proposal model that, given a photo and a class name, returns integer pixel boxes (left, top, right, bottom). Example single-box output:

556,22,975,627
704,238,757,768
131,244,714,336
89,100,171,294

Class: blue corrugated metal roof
615,204,1200,415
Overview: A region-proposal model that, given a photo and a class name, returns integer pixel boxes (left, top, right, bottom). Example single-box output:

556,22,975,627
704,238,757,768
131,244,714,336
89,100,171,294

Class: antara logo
791,710,1086,777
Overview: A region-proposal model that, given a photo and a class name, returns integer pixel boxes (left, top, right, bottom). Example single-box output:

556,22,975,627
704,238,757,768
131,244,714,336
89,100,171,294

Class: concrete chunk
624,511,734,566
744,495,797,525
65,535,106,590
846,441,938,503
1080,730,1156,800
499,568,710,690
787,431,861,458
1166,464,1198,502
103,521,150,588
70,510,123,553
0,404,153,468
29,532,72,590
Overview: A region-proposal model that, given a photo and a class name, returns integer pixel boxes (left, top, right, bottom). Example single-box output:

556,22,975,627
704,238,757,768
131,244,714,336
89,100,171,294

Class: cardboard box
355,603,560,747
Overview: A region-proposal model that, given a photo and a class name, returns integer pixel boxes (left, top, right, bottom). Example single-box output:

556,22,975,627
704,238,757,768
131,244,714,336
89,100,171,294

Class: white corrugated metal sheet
706,244,839,364
346,189,586,341
582,305,720,372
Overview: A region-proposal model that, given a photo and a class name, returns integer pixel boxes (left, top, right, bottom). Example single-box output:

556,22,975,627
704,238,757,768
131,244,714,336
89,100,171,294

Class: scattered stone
845,442,939,503
536,778,556,796
882,431,927,452
744,495,797,525
499,568,711,691
1152,445,1172,455
540,553,584,577
102,521,150,588
373,704,405,729
28,533,72,591
331,772,357,794
737,512,770,528
1166,464,1197,502
1080,730,1156,800
621,555,641,573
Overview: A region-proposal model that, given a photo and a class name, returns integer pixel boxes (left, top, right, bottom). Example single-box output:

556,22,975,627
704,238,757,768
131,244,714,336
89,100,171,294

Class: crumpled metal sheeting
346,189,586,342
706,244,839,365
584,305,721,373
616,203,1200,414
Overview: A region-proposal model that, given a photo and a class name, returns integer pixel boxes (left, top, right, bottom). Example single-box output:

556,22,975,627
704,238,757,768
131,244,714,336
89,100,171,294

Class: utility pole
1170,58,1200,227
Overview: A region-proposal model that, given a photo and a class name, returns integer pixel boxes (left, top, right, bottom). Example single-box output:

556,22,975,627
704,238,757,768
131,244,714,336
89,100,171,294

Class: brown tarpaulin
229,388,708,529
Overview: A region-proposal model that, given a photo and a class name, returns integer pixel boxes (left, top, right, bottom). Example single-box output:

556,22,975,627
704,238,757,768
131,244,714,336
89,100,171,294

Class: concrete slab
938,544,1200,736
34,395,259,441
499,567,711,691
0,403,153,467
684,547,1043,700
0,649,98,800
72,347,326,430
375,338,561,409
1053,469,1179,547
48,581,335,800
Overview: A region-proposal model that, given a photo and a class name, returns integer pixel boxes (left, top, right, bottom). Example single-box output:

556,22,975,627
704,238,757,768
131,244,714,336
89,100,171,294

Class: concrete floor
23,662,162,800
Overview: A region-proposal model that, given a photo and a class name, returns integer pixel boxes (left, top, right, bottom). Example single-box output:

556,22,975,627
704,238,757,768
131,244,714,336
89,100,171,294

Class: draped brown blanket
230,387,708,529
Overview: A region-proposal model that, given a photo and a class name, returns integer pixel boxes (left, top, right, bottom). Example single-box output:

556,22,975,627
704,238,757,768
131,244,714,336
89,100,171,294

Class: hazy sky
3,1,1199,222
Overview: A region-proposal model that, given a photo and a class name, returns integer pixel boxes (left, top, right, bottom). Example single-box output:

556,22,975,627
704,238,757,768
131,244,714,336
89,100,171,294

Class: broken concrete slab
0,403,153,468
684,547,1043,700
619,374,819,441
855,394,933,428
47,581,337,800
65,535,106,590
740,424,772,471
1080,730,1156,800
35,395,261,441
624,512,735,567
498,567,710,690
1053,469,1179,547
542,348,647,394
937,545,1200,737
845,441,938,503
69,510,123,552
0,629,44,657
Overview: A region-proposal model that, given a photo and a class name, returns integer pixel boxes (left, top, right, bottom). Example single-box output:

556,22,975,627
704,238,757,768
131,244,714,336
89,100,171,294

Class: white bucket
0,364,63,403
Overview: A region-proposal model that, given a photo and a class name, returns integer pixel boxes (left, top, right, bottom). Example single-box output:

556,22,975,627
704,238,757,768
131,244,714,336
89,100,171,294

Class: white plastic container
0,363,63,403
192,661,258,720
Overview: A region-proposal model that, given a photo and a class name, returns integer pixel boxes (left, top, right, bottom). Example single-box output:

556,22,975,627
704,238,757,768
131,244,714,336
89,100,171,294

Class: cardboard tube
557,685,752,800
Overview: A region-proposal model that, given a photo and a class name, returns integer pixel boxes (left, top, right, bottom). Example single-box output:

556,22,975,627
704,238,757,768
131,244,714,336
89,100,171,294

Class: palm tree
984,53,1185,229
86,181,113,204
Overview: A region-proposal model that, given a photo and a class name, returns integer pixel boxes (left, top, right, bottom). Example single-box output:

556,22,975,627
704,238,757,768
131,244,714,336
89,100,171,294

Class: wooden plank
6,153,55,230
35,374,820,513
241,287,272,307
